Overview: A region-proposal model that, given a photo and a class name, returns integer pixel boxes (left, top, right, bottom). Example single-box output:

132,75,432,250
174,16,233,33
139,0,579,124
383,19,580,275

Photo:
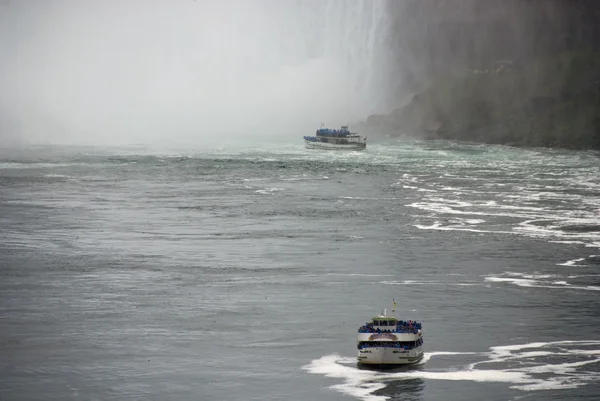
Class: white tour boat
304,125,366,150
357,308,424,365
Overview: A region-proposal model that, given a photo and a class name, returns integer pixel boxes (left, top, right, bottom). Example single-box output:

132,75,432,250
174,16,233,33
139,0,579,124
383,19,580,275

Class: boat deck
358,320,422,334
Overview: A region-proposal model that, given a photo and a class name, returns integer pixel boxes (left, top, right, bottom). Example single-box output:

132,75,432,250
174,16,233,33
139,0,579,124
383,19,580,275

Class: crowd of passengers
316,128,349,136
358,338,424,350
358,320,422,334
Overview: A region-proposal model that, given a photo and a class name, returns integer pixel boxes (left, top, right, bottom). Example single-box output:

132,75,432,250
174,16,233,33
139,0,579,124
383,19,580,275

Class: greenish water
1,140,599,401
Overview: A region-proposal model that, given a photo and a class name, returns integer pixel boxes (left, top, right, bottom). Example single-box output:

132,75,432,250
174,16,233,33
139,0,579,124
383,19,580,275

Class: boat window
381,320,388,326
373,320,379,326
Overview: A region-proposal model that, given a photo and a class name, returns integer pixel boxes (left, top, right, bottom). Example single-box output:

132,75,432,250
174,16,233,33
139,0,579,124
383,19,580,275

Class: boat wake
303,340,600,401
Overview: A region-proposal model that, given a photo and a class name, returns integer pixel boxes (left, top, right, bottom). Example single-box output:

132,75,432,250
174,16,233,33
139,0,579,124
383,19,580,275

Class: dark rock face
366,0,600,149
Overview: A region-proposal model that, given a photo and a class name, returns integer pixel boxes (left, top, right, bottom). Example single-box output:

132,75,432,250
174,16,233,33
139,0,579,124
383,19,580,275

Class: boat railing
358,321,422,334
304,135,365,144
315,128,361,137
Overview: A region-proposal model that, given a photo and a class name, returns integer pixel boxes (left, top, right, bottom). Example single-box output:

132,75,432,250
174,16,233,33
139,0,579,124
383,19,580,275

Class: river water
1,140,599,401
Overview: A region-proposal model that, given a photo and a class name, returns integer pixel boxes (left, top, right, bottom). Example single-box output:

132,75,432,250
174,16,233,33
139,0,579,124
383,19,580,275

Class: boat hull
357,346,424,365
304,140,366,150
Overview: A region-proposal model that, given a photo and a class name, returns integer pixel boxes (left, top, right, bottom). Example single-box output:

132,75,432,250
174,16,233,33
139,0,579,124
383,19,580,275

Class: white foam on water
503,272,556,279
402,173,419,182
557,257,586,266
326,273,394,277
409,200,544,218
485,272,600,292
484,276,536,287
504,350,557,359
567,274,600,278
403,369,530,384
304,340,600,401
380,280,480,287
0,162,78,169
515,218,600,244
254,187,285,194
338,196,401,202
303,354,387,401
406,170,600,249
281,176,312,181
414,222,503,234
551,240,586,245
242,178,268,182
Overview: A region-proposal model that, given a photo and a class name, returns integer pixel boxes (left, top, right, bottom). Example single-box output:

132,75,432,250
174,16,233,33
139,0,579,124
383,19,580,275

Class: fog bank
0,0,394,146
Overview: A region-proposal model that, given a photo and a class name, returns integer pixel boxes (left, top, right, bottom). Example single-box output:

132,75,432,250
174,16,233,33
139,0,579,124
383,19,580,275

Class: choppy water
1,140,599,401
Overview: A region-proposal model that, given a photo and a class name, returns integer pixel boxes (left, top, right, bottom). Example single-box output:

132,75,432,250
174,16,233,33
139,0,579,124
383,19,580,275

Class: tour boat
357,308,424,365
303,125,366,150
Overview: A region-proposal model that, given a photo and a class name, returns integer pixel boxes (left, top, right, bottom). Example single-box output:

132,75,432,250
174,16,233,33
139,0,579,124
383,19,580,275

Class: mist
0,0,394,147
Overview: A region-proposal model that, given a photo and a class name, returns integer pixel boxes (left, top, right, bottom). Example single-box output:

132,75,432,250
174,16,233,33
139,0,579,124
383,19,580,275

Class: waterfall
261,0,395,119
204,0,395,132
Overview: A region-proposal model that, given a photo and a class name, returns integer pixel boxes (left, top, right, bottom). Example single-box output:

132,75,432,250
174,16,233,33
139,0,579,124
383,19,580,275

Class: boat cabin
358,313,422,334
371,316,398,328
